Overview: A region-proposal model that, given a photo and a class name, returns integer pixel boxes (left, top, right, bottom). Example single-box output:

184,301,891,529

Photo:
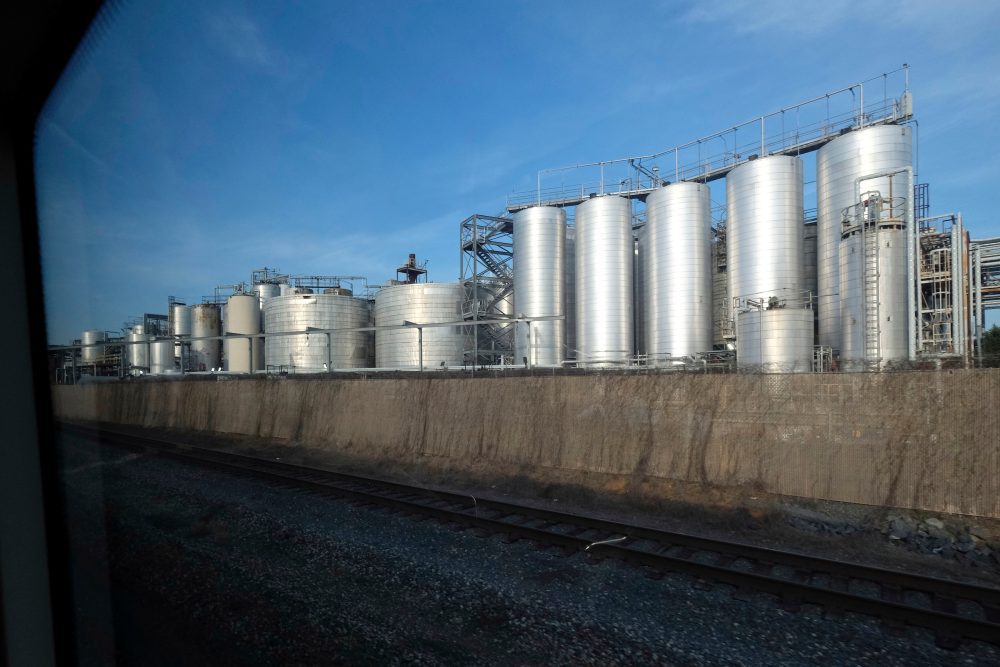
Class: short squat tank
253,283,281,300
81,329,106,363
224,294,264,372
263,293,372,371
575,195,633,367
513,206,565,367
190,304,222,371
816,125,912,351
374,282,465,369
735,309,814,373
149,339,175,375
838,197,909,370
644,182,712,363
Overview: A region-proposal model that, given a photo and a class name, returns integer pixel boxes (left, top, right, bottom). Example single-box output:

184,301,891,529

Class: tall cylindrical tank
81,329,106,363
375,282,466,369
513,206,565,367
726,155,805,305
564,224,576,360
728,155,812,372
126,326,150,373
224,294,264,372
644,182,713,363
263,293,372,372
170,302,191,362
575,195,633,367
190,304,222,371
149,339,175,375
736,309,814,373
839,205,909,370
634,227,645,357
816,125,912,351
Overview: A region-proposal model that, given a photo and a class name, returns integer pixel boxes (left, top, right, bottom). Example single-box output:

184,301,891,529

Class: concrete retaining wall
51,370,1000,518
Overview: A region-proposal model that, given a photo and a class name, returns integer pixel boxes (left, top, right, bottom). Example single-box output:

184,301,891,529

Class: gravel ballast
57,433,999,666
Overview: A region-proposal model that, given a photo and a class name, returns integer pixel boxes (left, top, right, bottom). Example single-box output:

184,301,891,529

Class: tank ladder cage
840,192,909,370
508,65,912,212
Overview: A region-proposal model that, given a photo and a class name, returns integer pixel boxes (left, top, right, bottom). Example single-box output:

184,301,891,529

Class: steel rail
61,422,1000,648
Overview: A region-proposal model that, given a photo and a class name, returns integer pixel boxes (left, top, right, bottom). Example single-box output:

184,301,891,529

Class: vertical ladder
862,211,881,367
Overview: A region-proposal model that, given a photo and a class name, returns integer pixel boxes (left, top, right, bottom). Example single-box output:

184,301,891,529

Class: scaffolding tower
917,212,971,359
460,213,514,366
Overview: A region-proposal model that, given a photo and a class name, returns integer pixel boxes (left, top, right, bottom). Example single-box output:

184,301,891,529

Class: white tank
149,339,175,375
644,182,713,363
81,329,106,363
375,282,466,369
513,206,565,367
736,309,814,373
816,125,912,351
575,195,633,367
224,294,263,372
190,304,222,371
263,293,372,371
170,302,191,362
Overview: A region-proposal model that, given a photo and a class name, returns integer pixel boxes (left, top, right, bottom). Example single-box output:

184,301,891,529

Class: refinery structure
52,67,1000,381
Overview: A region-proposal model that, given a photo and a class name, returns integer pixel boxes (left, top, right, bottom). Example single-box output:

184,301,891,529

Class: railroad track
61,422,1000,649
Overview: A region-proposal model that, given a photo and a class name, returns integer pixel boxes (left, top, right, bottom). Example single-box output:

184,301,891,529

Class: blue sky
35,0,1000,343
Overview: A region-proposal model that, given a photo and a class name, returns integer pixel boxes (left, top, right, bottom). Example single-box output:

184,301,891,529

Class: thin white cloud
206,10,280,71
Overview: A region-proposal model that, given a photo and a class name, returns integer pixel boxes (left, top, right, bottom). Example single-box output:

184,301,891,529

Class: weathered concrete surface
52,370,1000,518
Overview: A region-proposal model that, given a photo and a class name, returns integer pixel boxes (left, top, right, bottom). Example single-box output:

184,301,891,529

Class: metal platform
508,68,913,212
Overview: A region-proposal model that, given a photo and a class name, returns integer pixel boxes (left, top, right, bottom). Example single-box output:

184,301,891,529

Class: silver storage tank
190,304,222,371
375,282,465,369
816,125,912,351
644,182,713,363
726,155,805,305
513,206,565,367
564,224,576,360
736,309,814,373
254,283,281,300
224,294,263,372
839,204,909,371
81,329,106,363
126,326,150,373
149,339,175,375
575,195,633,367
634,227,645,357
170,303,192,336
727,155,812,372
170,302,191,363
263,293,372,371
